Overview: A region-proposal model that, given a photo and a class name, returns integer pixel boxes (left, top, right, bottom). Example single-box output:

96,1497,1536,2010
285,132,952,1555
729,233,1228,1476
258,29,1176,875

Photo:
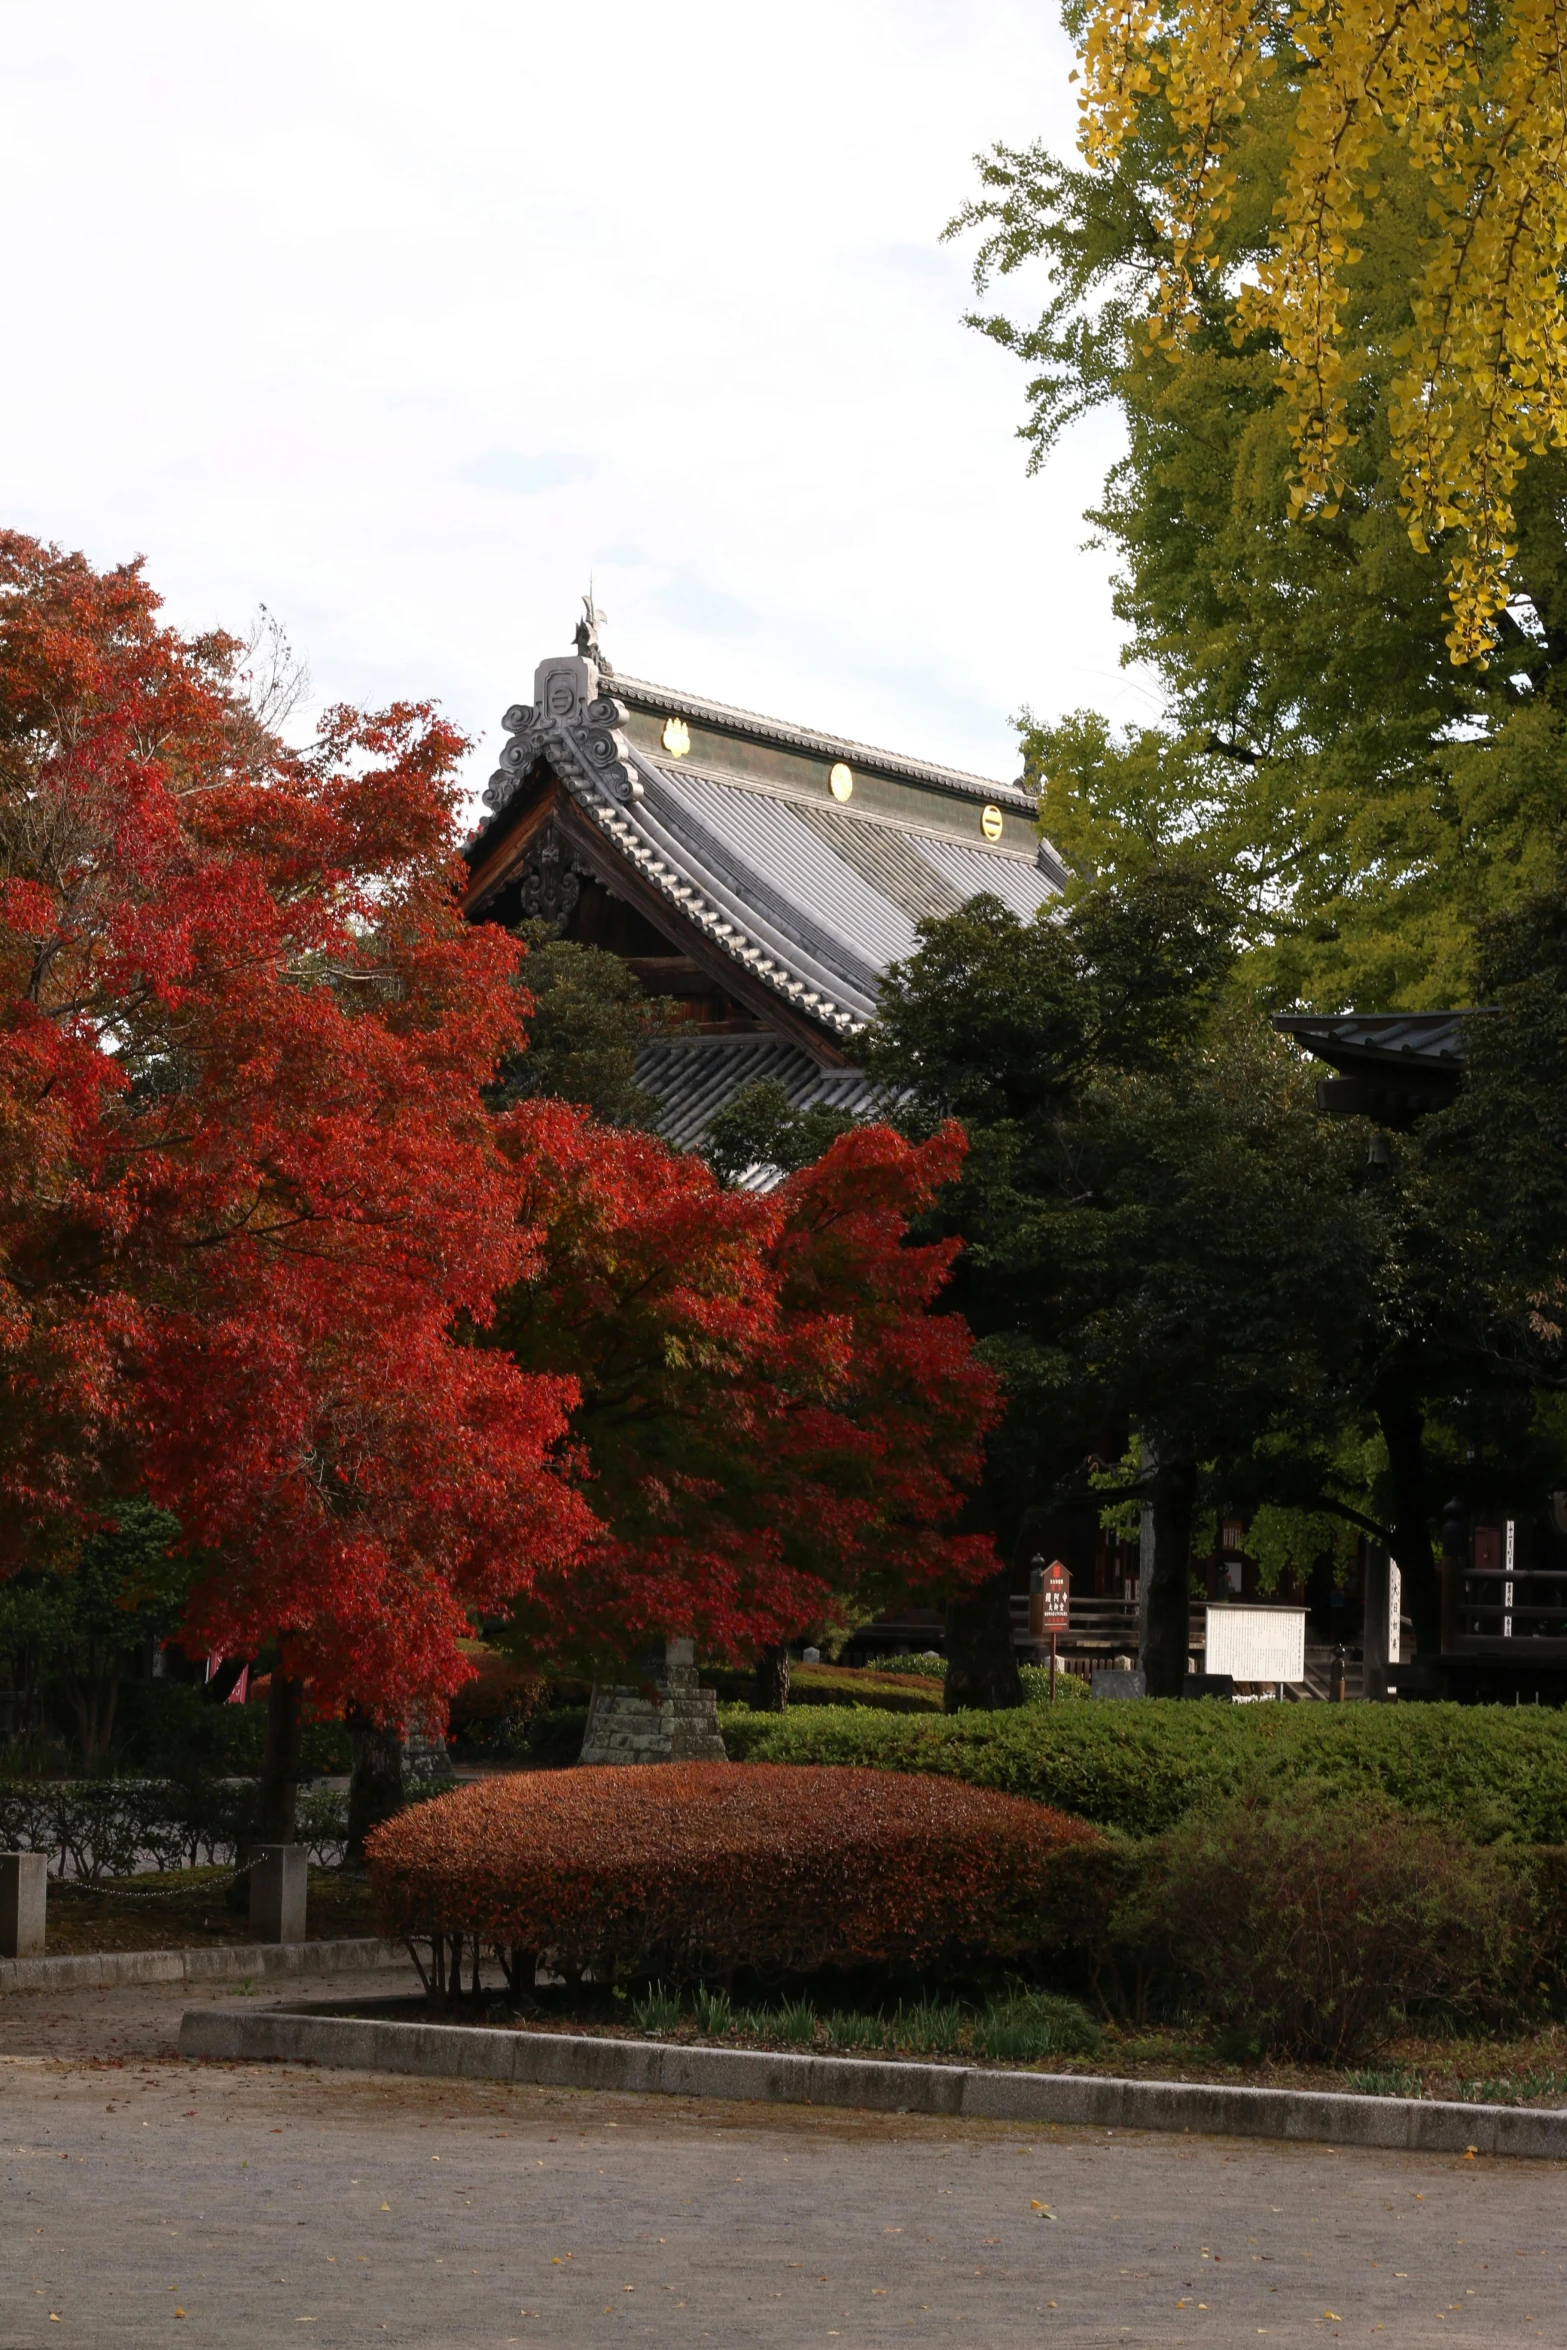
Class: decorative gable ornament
485,653,645,819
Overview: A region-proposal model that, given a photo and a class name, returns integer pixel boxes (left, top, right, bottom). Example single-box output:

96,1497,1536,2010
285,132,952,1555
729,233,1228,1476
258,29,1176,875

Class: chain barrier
45,1855,263,1900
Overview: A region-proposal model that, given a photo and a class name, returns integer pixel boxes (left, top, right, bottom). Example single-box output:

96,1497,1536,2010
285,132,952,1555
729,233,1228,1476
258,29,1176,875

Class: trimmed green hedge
701,1663,944,1715
717,1701,1567,1843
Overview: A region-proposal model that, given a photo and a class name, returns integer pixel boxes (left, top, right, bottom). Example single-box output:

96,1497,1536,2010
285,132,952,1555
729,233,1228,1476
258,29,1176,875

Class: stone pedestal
403,1720,455,1781
579,1638,727,1765
250,1843,308,1943
0,1852,46,1957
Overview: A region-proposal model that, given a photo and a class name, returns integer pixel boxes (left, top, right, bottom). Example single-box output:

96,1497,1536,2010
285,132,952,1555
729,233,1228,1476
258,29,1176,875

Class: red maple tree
0,531,592,1723
492,1099,1001,1665
1,530,1000,1738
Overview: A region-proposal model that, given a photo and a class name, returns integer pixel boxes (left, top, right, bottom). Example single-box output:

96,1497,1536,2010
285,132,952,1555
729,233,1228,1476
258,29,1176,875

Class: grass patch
1342,2064,1426,2099
630,1982,681,2034
620,1981,1101,2065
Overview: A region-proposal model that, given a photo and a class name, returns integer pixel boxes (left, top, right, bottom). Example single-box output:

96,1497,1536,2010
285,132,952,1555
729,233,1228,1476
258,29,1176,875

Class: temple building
462,608,1063,1148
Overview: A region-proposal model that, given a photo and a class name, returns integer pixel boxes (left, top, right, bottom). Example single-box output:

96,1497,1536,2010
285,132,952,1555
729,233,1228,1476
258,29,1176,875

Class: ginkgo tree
1077,0,1567,666
950,3,1567,1008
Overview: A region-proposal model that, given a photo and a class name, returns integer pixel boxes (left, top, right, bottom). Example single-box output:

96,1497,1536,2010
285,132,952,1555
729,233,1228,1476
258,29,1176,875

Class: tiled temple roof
468,647,1062,1045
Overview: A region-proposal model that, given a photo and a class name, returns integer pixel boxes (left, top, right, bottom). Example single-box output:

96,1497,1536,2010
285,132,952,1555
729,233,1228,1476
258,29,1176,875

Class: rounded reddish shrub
366,1763,1100,1978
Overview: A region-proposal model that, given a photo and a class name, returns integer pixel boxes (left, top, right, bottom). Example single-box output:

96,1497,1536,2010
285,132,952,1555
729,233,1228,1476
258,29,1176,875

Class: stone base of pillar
579,1638,727,1766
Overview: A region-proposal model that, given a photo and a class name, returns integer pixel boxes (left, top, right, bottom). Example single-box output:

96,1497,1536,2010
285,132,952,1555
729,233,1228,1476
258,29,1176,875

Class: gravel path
1,1967,1563,2346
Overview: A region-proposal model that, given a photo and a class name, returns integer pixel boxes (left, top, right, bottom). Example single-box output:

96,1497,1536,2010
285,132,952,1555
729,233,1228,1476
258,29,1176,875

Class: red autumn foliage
491,1101,1002,1663
0,529,1002,1731
0,531,593,1718
366,1762,1100,1975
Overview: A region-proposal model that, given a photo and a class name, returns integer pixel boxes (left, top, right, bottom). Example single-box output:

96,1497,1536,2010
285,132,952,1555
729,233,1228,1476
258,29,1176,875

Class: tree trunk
945,1566,1023,1712
346,1709,406,1863
64,1665,119,1771
1375,1384,1438,1655
1142,1448,1197,1697
751,1644,790,1712
229,1660,302,1913
257,1667,303,1844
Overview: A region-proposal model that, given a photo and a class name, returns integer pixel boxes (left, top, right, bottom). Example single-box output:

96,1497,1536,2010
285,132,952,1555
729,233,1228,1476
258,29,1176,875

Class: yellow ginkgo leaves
1076,0,1567,664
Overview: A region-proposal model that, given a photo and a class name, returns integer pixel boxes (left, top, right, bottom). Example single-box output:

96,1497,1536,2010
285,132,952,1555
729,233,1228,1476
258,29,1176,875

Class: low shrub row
366,1763,1103,1984
367,1758,1567,2063
718,1699,1567,1842
0,1777,351,1879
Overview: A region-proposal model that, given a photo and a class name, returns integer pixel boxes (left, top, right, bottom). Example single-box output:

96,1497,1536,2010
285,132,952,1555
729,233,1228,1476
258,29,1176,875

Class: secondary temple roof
463,626,1062,1143
1272,1011,1475,1125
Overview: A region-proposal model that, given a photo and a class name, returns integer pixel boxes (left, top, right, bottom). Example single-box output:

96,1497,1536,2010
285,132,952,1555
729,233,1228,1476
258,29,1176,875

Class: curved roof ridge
611,671,1031,808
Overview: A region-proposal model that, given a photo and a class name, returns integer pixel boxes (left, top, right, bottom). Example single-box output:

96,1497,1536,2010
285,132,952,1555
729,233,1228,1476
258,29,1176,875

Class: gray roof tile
612,672,1029,808
1273,1012,1473,1069
635,1036,882,1161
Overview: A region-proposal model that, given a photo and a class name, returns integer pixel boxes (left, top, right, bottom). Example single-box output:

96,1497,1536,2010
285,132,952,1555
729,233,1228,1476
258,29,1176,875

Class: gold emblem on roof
662,715,691,758
981,803,1004,842
829,762,854,802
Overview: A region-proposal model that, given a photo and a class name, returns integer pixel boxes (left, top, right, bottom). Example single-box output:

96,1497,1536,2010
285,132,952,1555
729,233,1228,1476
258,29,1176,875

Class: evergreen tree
498,923,673,1128
868,873,1377,1691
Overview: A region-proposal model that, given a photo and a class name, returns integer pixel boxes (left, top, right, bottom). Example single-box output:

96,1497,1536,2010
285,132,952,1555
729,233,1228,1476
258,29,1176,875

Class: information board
1204,1604,1306,1685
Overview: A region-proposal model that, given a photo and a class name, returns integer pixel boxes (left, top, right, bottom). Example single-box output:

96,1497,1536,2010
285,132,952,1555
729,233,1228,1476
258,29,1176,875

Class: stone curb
0,1937,410,1995
176,2009,1567,2159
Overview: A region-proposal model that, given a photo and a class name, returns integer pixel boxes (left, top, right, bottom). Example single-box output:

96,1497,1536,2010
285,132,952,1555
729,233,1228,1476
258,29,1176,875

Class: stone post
249,1844,308,1943
0,1852,46,1958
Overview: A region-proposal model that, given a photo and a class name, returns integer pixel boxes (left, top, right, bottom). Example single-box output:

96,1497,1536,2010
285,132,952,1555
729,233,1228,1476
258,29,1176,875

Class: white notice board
1205,1604,1307,1684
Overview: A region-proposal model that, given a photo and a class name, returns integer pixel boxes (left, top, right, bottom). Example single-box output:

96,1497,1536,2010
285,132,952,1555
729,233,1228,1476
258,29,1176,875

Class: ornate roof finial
574,585,612,673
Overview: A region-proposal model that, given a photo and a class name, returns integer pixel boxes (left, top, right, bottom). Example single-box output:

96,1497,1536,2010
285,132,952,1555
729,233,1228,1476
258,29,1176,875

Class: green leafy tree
0,1502,187,1767
706,1080,863,1189
497,924,675,1127
867,874,1386,1692
871,868,1567,1675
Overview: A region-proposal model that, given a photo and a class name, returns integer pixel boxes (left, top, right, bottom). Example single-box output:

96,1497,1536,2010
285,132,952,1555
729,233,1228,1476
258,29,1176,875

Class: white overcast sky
4,0,1150,799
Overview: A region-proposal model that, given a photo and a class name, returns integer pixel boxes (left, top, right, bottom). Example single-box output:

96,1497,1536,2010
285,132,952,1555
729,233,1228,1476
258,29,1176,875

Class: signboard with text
1029,1559,1070,1638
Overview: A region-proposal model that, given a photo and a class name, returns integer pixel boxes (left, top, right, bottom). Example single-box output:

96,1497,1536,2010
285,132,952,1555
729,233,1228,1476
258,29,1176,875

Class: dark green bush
719,1700,1567,1842
519,1706,591,1767
447,1663,593,1760
1122,1786,1529,2062
1501,1843,1567,2013
111,1681,349,1779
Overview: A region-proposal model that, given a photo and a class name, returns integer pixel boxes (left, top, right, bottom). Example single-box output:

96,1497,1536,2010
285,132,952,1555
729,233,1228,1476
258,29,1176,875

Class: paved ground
1,1968,1563,2347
